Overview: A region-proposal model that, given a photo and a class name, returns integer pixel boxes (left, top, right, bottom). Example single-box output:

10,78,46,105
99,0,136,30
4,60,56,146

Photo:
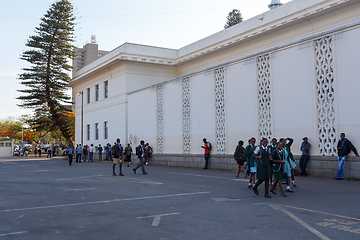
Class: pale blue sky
0,0,291,120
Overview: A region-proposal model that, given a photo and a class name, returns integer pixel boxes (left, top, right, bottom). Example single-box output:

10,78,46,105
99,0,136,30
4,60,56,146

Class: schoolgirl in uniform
245,138,257,188
280,138,295,193
270,142,287,197
252,138,272,198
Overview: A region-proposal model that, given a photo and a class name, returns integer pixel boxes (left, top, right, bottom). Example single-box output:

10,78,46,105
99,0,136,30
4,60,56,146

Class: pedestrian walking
105,143,112,161
252,138,272,198
201,138,212,169
76,144,82,163
98,144,103,161
83,145,88,162
67,146,74,166
38,147,42,157
47,147,51,158
299,137,311,176
145,143,153,165
245,138,257,188
112,139,124,176
280,138,296,192
336,133,359,180
124,143,133,167
270,142,287,197
234,140,247,178
133,140,147,174
88,144,94,162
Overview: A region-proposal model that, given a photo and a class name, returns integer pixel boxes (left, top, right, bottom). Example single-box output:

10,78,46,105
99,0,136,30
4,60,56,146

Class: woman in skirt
245,138,257,188
253,138,272,198
234,140,247,178
270,142,287,197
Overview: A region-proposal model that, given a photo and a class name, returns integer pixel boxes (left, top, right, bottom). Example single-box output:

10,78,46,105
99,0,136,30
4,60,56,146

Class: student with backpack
201,138,212,169
145,143,153,165
133,140,147,174
112,139,124,176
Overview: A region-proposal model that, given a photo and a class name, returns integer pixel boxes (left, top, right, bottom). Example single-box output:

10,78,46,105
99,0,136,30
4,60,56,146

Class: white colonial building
69,0,360,157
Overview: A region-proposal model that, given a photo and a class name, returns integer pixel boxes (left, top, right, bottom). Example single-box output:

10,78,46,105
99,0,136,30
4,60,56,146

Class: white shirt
254,145,268,155
88,146,94,153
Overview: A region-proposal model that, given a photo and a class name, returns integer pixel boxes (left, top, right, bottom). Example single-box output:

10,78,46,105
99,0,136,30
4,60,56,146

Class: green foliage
224,9,243,29
17,0,75,148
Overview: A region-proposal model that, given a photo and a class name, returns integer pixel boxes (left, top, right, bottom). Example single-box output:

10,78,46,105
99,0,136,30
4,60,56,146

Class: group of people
233,137,302,198
229,133,359,198
66,140,153,175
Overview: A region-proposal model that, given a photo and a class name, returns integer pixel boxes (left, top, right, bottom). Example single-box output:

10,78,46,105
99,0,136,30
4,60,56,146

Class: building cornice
69,0,353,85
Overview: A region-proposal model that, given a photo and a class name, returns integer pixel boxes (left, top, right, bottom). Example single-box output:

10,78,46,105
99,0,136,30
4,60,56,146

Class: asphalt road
0,156,359,240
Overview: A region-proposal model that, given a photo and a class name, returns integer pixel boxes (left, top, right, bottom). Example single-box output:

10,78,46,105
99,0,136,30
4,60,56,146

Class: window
95,84,99,101
87,124,90,141
104,121,108,139
0,143,4,147
87,88,90,104
104,81,108,99
95,123,99,140
5,142,11,147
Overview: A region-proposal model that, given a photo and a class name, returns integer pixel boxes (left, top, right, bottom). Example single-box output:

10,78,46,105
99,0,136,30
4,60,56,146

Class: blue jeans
336,156,347,179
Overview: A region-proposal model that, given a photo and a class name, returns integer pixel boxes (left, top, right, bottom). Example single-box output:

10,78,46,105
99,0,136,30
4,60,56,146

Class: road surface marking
137,213,180,227
57,188,95,192
0,231,27,237
169,172,246,181
0,191,210,213
276,205,331,240
252,202,279,210
55,175,105,180
211,197,241,202
276,204,360,221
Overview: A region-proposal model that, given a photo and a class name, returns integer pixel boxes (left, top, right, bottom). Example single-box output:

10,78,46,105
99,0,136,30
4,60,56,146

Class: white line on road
252,202,279,210
0,191,211,213
55,175,105,181
0,169,52,174
169,172,248,181
57,188,95,192
0,231,27,237
137,213,180,227
276,205,331,240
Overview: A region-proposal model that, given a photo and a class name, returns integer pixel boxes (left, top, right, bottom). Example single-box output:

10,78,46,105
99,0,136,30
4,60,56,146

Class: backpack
148,146,153,154
207,142,212,151
136,145,142,155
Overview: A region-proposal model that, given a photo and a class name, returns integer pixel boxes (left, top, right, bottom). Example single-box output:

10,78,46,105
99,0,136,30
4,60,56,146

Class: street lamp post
76,91,84,147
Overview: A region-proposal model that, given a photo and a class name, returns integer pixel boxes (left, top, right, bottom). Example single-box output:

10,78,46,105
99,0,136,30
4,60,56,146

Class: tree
17,0,75,148
224,9,243,29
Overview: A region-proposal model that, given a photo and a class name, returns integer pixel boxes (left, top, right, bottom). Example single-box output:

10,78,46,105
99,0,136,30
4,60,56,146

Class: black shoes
119,173,124,176
253,188,259,195
270,190,277,194
113,173,117,176
133,169,136,174
264,193,271,198
281,193,287,197
286,189,294,193
143,172,148,174
335,178,339,180
203,167,208,169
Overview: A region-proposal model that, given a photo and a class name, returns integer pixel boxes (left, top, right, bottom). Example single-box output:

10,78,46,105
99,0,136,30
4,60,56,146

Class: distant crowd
66,140,153,175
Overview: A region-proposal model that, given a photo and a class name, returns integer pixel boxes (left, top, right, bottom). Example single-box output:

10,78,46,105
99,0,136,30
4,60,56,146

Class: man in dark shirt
299,137,311,176
336,133,359,180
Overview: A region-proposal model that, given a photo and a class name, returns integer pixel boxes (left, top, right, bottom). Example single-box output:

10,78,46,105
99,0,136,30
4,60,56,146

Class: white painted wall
72,0,360,157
